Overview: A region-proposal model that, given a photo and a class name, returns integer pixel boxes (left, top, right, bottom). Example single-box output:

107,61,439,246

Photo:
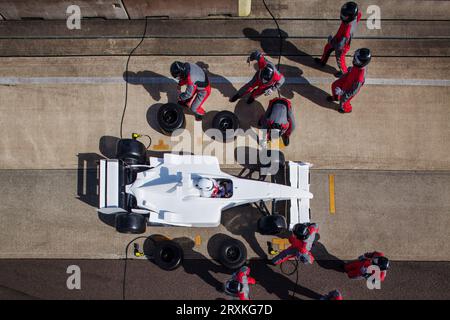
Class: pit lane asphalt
0,259,449,300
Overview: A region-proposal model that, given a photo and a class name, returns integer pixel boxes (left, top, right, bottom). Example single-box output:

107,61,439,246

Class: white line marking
0,76,449,86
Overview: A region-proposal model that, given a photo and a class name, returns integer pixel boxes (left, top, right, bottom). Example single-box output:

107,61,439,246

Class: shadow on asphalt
146,103,163,134
76,152,104,208
278,64,339,112
233,99,265,131
177,236,231,292
242,27,338,75
123,70,178,102
196,61,237,99
248,259,323,300
311,240,346,273
220,206,267,259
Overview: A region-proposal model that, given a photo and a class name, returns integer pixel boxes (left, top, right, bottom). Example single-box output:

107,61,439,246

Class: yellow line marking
267,138,285,150
194,235,202,247
272,238,290,250
329,174,336,214
152,139,170,151
238,0,252,17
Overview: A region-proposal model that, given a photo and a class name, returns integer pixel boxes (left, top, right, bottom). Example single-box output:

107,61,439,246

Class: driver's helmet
196,178,214,191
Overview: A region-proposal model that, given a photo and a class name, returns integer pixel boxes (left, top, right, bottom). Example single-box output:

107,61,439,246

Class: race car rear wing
287,161,312,230
98,159,127,214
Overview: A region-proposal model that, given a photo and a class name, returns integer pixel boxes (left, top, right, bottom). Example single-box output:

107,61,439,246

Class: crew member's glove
299,255,308,264
264,88,273,96
334,87,344,96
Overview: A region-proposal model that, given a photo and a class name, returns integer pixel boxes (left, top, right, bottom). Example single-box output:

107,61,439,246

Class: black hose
262,0,283,98
280,259,300,299
122,235,154,300
120,18,149,139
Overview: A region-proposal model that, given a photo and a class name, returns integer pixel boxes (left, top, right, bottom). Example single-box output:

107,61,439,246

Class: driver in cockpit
196,178,219,198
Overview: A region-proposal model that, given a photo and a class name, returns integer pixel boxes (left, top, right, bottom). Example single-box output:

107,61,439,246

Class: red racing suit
344,251,387,281
331,65,366,113
272,223,319,265
230,266,256,300
177,62,211,116
260,98,296,140
321,290,343,300
236,50,285,99
319,11,362,73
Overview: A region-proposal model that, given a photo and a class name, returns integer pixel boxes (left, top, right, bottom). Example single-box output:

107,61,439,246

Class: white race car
98,139,313,234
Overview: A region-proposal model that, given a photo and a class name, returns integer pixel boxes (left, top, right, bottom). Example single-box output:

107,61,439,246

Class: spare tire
257,215,287,235
218,238,247,269
115,213,146,234
116,139,146,166
153,240,183,271
157,103,186,135
212,111,240,142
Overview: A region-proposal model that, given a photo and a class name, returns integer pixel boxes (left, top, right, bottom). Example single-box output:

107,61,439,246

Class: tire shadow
234,99,266,131
146,103,164,134
220,206,267,259
171,236,230,292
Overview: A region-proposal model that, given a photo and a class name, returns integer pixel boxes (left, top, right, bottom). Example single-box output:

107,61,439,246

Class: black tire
116,138,146,166
218,239,247,269
157,103,186,135
115,213,147,234
212,111,240,142
257,215,287,235
153,240,183,271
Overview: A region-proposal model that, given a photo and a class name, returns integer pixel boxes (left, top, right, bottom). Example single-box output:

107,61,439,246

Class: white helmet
197,178,214,191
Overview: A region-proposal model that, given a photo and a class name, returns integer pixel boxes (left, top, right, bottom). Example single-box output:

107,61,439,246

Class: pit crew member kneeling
345,251,389,282
259,97,295,146
271,223,319,265
230,50,285,104
224,266,256,300
171,61,211,121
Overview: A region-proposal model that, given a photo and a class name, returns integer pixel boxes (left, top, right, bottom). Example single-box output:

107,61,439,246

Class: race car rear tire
212,111,240,142
115,213,147,234
153,240,183,271
157,103,186,135
116,138,147,166
218,238,247,269
257,215,287,235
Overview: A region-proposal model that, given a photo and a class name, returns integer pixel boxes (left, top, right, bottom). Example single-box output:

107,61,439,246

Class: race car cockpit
195,178,233,198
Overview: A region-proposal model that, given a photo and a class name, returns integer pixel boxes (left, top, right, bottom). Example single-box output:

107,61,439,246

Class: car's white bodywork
98,154,312,229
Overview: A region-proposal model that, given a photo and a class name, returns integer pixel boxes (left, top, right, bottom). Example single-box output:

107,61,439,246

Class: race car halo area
0,0,449,302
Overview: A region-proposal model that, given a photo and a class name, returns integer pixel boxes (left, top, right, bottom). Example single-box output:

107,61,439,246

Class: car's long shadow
248,259,323,300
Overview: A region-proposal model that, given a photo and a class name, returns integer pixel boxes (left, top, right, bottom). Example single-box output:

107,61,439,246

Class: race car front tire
115,213,147,234
157,103,186,135
218,238,247,269
116,138,147,166
153,240,183,271
257,215,287,235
